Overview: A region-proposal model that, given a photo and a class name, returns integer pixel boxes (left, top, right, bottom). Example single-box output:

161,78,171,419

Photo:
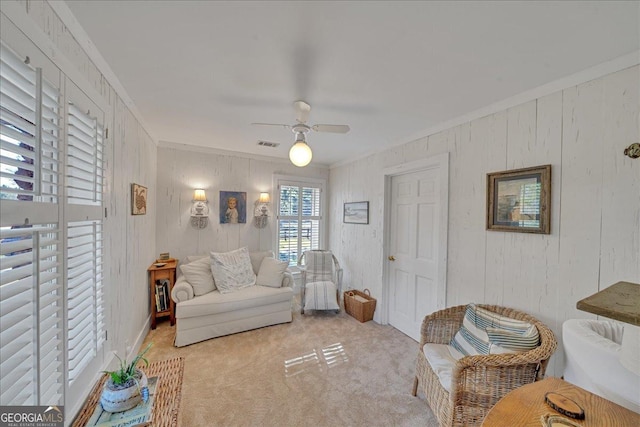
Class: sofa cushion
423,343,464,392
210,247,256,294
249,250,274,274
176,285,293,319
304,281,340,311
256,257,288,288
180,256,216,295
184,254,208,264
450,304,539,356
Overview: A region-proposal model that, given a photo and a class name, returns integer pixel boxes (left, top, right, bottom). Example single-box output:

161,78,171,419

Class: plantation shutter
65,100,105,385
0,43,59,204
0,225,63,405
276,179,324,266
0,43,63,406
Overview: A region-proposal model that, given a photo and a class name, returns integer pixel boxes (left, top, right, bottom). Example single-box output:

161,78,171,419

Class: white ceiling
64,1,639,167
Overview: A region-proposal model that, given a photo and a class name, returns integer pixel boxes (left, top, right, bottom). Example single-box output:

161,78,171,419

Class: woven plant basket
344,289,376,322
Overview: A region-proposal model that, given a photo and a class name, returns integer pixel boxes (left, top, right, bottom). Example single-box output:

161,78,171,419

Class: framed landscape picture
486,165,551,234
344,201,369,224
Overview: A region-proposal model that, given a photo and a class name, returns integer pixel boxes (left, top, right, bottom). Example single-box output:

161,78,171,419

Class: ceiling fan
252,100,350,167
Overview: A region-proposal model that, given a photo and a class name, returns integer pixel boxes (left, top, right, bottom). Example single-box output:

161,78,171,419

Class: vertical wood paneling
441,124,475,306
500,102,537,310
558,79,605,325
329,66,639,377
155,147,329,263
598,66,640,289
477,111,508,305
501,97,563,375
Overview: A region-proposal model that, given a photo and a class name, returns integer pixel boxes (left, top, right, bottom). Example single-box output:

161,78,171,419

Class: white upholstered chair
298,250,342,314
563,319,640,413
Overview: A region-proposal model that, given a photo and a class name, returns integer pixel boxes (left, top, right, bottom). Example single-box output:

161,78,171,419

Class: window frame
273,175,326,269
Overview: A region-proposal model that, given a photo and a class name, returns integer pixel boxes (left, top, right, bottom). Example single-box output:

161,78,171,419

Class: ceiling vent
257,140,280,148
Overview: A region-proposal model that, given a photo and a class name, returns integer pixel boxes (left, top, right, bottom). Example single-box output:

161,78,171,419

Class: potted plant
99,343,152,412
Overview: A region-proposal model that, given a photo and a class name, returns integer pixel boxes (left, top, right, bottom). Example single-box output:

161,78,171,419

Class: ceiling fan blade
294,100,311,124
251,123,292,130
312,124,350,134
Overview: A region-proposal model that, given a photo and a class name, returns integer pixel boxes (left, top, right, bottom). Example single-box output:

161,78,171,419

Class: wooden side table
482,377,640,426
147,260,177,329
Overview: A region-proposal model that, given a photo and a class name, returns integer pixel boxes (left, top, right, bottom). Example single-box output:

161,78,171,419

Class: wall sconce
191,189,209,229
254,192,270,228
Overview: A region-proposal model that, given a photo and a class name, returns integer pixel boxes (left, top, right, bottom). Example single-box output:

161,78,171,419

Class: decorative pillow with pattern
210,247,256,294
450,304,539,356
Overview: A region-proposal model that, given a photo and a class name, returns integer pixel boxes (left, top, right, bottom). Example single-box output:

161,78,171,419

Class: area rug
142,307,438,426
72,357,184,427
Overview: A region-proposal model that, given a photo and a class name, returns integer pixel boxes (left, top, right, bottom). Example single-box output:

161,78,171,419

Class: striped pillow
450,304,540,356
304,251,335,283
304,281,340,311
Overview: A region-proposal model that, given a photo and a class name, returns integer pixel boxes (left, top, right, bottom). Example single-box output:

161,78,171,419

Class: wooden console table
576,281,639,326
482,377,640,426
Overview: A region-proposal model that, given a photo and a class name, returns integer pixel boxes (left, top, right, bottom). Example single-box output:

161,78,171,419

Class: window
64,82,106,404
0,43,63,405
275,177,325,266
0,41,106,408
65,98,105,387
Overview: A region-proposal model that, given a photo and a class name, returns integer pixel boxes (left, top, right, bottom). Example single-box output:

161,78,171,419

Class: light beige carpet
142,306,438,426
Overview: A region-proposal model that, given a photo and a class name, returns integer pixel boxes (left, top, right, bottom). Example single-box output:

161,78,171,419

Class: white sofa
563,319,640,413
171,250,294,347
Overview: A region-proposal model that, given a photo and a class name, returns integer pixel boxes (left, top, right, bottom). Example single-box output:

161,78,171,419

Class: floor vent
258,140,280,148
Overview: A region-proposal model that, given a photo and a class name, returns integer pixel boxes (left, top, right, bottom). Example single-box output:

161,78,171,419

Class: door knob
388,255,396,261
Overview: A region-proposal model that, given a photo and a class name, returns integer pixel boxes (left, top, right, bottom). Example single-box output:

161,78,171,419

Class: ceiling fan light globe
289,141,312,167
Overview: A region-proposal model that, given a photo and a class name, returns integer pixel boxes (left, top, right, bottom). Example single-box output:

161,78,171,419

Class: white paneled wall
155,145,329,262
329,65,640,376
2,0,158,381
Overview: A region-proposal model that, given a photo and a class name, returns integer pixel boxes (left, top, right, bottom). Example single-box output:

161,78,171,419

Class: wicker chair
411,304,557,426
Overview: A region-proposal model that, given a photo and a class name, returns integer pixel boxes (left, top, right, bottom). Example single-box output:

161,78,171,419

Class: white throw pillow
210,247,256,294
256,257,288,288
249,250,274,274
180,256,216,296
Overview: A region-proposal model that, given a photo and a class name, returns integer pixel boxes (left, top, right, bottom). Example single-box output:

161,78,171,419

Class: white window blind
65,99,105,386
67,103,103,205
277,181,323,266
1,43,60,203
0,43,63,406
0,224,63,405
66,220,103,384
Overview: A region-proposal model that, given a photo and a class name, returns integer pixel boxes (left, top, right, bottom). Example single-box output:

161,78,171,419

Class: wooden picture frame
344,201,369,224
131,183,147,215
487,165,551,234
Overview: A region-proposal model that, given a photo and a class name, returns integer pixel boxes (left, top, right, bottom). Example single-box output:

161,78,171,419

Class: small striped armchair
297,250,343,314
411,304,557,426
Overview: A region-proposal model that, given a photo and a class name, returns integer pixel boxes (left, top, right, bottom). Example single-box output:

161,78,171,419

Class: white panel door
388,168,441,340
